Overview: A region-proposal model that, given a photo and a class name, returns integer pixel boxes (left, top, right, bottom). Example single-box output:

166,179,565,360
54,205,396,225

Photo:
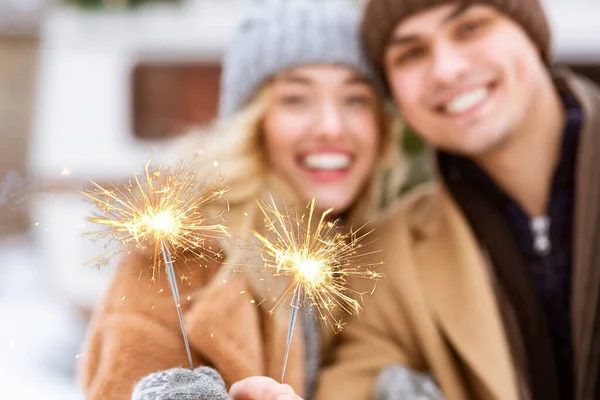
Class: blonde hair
163,80,407,309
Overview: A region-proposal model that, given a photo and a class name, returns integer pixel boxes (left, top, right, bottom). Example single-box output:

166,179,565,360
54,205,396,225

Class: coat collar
563,68,600,399
408,184,521,399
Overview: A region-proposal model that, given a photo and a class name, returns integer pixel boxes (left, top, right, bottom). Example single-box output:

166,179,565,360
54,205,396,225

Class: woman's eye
279,95,307,105
345,95,370,106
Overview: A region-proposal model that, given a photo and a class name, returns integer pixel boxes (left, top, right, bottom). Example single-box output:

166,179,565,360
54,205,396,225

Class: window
131,63,221,139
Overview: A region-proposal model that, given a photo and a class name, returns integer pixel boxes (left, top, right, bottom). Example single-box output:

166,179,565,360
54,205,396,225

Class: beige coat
315,69,600,400
79,173,388,400
80,245,311,400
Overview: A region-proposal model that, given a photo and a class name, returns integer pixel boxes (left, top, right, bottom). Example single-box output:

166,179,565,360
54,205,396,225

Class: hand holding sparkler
83,157,230,369
251,196,383,382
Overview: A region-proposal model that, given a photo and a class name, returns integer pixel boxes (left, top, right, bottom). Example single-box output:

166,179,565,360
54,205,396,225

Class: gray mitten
132,366,228,400
373,364,445,400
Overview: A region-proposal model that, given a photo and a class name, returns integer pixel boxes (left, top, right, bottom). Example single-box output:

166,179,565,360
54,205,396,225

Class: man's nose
429,41,470,86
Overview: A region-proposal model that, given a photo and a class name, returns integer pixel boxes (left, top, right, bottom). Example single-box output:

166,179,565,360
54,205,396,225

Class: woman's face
262,64,381,215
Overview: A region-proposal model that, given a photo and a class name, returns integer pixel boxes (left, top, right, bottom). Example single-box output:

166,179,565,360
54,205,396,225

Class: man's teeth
444,87,488,114
304,153,351,170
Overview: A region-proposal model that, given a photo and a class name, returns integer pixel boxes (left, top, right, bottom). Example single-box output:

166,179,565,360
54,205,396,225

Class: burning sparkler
251,196,383,382
83,157,230,369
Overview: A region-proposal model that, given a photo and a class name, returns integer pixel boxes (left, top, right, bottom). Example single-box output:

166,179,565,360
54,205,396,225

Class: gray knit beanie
218,0,383,117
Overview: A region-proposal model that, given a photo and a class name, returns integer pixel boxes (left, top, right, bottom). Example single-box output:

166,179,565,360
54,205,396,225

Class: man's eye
393,47,426,65
456,18,489,38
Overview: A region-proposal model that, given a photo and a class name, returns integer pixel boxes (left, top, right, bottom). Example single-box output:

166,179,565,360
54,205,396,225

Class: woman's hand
132,366,228,400
228,377,302,400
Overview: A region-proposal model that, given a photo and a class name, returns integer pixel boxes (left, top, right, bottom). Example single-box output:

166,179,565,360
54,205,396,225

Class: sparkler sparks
83,157,230,281
250,196,383,381
83,156,230,368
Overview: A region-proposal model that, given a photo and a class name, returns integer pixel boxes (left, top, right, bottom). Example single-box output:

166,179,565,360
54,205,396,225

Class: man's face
384,4,548,156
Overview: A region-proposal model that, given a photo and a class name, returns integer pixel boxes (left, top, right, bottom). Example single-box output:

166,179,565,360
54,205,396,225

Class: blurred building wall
0,37,38,237
2,0,600,242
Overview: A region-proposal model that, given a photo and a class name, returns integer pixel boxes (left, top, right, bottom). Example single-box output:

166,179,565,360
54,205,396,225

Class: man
231,0,600,399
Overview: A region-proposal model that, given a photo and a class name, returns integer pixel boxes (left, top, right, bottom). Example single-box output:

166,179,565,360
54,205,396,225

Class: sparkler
251,196,383,382
83,157,229,369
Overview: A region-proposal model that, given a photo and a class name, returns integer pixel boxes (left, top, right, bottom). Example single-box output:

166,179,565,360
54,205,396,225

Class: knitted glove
132,366,228,400
374,364,445,400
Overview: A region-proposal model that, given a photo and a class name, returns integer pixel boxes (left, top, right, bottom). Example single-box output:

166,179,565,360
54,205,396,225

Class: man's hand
228,377,302,400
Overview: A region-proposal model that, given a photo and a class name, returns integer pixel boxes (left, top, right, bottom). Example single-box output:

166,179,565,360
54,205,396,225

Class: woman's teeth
303,153,351,170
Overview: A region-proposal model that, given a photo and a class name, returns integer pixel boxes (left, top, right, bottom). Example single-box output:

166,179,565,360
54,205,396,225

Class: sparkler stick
83,157,229,369
251,196,383,382
161,239,194,368
280,285,302,383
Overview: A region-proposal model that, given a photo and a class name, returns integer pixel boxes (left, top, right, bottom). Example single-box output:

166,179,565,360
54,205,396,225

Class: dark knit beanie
361,0,551,77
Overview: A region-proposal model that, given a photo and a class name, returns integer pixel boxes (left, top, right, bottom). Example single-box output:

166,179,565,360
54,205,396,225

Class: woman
79,1,406,399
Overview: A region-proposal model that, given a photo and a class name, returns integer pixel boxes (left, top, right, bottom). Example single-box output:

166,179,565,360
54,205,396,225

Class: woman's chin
309,196,351,218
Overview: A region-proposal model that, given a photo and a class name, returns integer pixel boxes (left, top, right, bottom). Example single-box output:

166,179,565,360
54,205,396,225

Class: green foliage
401,125,426,156
399,124,434,194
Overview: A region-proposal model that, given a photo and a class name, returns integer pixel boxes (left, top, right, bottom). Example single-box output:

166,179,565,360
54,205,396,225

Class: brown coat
79,173,313,400
80,246,312,399
78,172,388,400
315,69,600,400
